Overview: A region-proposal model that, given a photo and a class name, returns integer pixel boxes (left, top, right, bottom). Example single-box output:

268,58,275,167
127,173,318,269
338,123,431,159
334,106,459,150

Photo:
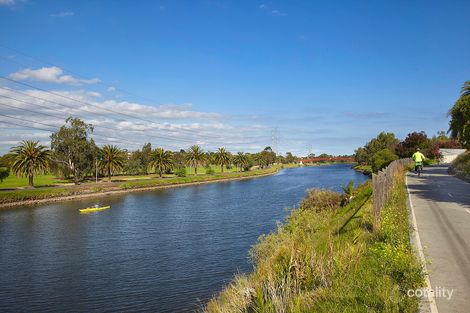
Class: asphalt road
407,166,470,312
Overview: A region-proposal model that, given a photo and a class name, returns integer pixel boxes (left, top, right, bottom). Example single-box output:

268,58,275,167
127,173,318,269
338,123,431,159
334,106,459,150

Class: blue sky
0,0,469,155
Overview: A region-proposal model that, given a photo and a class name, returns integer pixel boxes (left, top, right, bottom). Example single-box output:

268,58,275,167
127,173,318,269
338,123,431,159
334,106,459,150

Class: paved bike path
407,166,470,312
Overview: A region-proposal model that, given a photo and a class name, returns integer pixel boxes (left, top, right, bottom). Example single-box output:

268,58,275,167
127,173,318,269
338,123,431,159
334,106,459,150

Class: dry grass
299,189,342,212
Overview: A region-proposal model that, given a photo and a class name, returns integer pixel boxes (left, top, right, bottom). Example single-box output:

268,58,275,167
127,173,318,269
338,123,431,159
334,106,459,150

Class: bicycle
415,161,423,176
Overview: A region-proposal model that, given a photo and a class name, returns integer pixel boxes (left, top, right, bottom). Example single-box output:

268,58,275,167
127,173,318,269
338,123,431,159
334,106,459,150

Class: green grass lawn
106,165,240,182
0,173,68,189
353,164,372,174
184,165,239,175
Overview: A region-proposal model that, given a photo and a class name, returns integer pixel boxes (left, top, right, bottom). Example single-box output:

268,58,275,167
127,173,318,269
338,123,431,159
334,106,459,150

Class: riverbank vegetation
205,168,423,312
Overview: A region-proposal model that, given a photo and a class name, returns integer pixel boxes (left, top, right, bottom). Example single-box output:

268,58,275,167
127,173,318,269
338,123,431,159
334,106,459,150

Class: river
0,164,368,312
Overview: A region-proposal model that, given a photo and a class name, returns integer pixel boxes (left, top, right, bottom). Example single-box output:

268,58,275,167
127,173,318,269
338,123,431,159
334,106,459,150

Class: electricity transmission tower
271,127,279,155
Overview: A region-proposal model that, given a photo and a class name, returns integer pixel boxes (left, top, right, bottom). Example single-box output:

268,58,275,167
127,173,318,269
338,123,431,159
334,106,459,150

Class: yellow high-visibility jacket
412,151,425,162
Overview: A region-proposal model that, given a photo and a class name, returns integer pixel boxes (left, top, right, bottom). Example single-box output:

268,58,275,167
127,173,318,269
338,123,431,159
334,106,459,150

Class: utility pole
95,156,98,184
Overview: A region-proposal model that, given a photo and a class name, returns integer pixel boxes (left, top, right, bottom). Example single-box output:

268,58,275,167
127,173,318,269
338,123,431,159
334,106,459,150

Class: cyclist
412,148,426,174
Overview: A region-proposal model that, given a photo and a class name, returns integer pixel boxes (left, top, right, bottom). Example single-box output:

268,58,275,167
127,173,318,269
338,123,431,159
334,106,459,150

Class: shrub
300,189,342,211
371,148,398,172
174,168,186,177
437,139,462,149
206,167,216,175
0,167,9,183
452,150,470,174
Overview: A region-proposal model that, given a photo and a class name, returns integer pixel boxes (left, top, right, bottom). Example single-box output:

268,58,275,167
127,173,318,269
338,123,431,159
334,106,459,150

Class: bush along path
205,168,424,313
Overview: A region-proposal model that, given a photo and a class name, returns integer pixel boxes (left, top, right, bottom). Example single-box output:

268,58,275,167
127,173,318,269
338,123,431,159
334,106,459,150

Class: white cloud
258,3,287,16
0,87,269,153
107,86,116,92
50,11,74,17
343,112,388,119
271,9,287,16
9,66,100,85
0,0,16,6
87,91,101,97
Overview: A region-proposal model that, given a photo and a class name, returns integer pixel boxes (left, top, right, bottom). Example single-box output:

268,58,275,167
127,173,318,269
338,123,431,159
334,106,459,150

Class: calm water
0,164,368,312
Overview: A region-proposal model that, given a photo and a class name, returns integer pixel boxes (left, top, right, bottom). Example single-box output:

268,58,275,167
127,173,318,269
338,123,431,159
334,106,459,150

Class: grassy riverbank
353,164,372,175
205,169,423,312
0,165,285,207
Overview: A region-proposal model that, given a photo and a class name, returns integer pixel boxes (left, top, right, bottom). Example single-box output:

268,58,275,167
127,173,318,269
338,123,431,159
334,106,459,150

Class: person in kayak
412,148,426,173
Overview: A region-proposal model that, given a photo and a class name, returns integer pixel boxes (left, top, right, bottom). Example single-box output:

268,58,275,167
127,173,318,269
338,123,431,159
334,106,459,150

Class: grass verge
353,164,372,175
205,169,424,312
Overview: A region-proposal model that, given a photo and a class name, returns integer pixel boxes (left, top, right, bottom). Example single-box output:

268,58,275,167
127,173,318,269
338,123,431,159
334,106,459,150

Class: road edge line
406,175,439,313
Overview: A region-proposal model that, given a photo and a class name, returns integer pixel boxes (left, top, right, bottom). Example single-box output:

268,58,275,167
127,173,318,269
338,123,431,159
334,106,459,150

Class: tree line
0,117,299,186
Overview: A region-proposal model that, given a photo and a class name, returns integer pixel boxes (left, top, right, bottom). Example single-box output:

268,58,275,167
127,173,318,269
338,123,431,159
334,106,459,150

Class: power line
0,102,66,120
0,49,269,143
0,120,142,149
0,43,164,106
0,47,270,146
0,75,226,141
0,87,267,144
0,97,200,144
0,113,143,147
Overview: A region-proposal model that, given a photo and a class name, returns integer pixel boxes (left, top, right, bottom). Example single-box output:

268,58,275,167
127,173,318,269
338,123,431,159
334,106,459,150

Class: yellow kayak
79,206,110,213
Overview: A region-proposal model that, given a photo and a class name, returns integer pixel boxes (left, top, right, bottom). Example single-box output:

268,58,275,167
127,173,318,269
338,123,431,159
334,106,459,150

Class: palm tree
149,148,173,178
99,145,124,182
10,140,50,187
461,80,470,98
233,152,249,172
185,145,206,175
214,147,231,173
254,153,265,168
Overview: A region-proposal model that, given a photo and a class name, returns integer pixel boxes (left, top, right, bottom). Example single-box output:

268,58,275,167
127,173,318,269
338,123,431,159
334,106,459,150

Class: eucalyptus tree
141,143,152,174
99,145,125,182
262,151,273,166
10,140,50,187
214,147,231,173
185,145,206,175
149,148,173,178
50,117,96,184
233,152,249,172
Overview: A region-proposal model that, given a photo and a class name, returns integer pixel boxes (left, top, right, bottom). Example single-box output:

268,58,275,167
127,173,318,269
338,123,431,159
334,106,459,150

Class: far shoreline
0,167,284,209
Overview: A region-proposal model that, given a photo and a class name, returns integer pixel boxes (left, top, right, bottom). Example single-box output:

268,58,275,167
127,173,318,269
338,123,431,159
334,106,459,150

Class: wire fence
372,158,413,231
